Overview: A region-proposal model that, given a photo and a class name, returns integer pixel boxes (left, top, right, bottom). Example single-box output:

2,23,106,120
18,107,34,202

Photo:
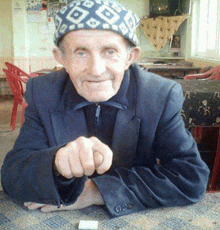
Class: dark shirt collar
70,70,130,112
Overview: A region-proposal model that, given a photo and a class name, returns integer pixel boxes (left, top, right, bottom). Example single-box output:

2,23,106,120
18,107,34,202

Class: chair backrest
184,65,220,80
3,69,25,102
5,62,31,78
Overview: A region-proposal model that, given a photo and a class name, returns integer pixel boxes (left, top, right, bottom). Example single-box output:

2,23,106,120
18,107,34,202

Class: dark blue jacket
1,64,209,217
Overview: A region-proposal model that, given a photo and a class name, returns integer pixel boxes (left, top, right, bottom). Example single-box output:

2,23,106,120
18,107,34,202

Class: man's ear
124,47,141,70
53,48,65,66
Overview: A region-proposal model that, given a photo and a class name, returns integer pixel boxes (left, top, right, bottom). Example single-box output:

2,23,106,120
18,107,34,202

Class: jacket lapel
111,108,140,169
111,71,140,169
51,109,88,146
50,78,88,146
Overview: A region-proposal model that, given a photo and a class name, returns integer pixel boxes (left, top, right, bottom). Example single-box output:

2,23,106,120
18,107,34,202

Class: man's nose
89,55,106,76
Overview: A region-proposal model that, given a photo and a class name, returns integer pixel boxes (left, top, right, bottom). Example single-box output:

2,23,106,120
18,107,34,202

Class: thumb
93,151,103,169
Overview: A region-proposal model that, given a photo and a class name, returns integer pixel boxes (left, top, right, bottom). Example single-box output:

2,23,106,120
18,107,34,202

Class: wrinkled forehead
58,29,129,51
59,28,128,44
54,0,139,47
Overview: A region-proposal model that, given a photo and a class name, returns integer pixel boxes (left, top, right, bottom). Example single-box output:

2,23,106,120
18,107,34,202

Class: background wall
120,0,189,59
0,0,13,58
1,0,217,75
23,0,151,59
0,0,14,74
118,0,149,55
0,0,151,73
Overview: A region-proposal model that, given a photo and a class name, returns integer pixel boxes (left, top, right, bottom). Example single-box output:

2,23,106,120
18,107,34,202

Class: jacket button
127,203,133,210
115,205,122,213
121,204,127,211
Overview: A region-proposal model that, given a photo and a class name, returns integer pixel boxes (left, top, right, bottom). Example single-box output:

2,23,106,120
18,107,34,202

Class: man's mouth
84,79,112,89
87,79,110,82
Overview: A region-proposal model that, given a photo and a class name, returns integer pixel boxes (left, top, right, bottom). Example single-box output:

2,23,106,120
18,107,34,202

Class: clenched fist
54,136,113,178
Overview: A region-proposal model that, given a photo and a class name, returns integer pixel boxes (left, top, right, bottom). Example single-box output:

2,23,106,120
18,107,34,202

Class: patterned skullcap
54,0,140,46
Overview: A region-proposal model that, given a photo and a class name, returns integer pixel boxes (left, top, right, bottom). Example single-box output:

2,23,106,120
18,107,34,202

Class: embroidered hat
53,0,140,46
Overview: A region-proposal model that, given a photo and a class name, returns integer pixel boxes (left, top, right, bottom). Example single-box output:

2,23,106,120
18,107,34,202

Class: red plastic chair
5,62,39,78
3,69,27,131
184,65,220,80
184,66,220,191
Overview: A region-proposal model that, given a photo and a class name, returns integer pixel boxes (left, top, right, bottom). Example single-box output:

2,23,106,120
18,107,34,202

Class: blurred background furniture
184,65,220,80
5,62,39,78
138,61,201,79
3,69,27,131
1,63,62,130
32,69,53,75
184,66,220,190
33,64,63,75
177,71,220,191
2,62,46,130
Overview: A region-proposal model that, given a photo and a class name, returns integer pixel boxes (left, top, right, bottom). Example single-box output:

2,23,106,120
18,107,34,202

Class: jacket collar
56,69,130,112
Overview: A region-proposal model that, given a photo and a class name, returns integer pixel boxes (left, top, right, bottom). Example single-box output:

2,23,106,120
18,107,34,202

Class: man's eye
107,49,116,55
77,51,86,57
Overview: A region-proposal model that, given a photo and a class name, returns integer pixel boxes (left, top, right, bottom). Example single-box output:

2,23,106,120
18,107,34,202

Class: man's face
56,30,135,102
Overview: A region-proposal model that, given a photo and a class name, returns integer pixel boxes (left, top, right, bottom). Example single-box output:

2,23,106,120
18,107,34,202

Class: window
191,0,220,60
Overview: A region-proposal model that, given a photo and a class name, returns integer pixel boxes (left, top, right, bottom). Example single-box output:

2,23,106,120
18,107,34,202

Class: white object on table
78,220,98,229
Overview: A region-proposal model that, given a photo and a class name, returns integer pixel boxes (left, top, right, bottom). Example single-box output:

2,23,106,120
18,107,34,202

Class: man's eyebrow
103,45,118,49
74,46,87,51
70,44,119,52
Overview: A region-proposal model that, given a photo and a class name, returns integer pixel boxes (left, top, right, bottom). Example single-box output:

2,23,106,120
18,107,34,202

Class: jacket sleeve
93,83,210,217
1,78,86,206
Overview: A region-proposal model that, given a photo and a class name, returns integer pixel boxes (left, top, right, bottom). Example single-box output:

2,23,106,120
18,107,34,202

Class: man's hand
24,179,104,212
54,136,113,179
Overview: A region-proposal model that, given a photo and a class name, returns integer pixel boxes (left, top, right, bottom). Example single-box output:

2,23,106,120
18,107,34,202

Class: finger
24,202,32,207
93,151,103,169
77,138,95,176
55,146,74,179
41,204,60,213
79,148,95,176
68,146,84,178
90,137,113,174
41,203,78,212
96,149,113,174
24,202,46,210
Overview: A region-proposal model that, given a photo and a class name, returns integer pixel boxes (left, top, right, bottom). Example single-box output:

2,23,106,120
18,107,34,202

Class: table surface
176,79,220,93
34,66,63,75
0,191,220,230
138,63,201,71
174,80,220,128
33,69,53,75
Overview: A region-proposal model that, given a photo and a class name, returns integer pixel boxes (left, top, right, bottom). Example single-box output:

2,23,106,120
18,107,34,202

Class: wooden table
33,66,63,75
33,69,53,75
0,191,219,229
139,63,201,79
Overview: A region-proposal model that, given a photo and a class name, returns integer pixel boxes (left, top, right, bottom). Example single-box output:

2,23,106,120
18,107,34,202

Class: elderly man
1,0,209,217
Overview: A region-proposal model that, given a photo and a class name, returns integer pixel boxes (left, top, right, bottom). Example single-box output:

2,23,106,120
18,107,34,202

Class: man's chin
83,92,115,103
